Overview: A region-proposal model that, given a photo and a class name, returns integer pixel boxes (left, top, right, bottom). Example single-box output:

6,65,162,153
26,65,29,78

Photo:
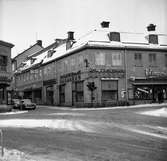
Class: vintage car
12,99,36,110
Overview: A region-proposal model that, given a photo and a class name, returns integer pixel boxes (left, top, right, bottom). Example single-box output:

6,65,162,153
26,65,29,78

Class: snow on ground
0,148,36,161
0,119,93,133
139,107,167,117
0,111,28,115
44,103,167,111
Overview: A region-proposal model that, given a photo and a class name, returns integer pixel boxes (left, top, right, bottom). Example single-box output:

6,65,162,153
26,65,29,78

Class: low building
14,22,167,106
0,40,14,104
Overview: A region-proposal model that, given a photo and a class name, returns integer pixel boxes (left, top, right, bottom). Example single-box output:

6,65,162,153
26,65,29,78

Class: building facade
14,22,167,106
0,40,14,104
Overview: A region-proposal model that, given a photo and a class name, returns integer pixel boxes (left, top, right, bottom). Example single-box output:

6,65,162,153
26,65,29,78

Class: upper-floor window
0,55,7,66
134,53,142,66
149,53,156,65
95,53,105,65
112,53,122,66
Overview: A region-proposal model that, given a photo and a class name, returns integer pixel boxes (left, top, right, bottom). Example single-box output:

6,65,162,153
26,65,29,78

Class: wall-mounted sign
145,68,167,79
60,71,81,84
88,68,125,78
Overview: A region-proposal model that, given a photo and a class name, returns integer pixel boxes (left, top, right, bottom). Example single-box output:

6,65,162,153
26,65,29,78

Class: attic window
47,50,55,58
149,34,158,44
30,58,36,64
108,32,120,42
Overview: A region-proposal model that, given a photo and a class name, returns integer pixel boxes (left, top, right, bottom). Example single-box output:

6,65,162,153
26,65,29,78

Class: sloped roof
15,28,167,73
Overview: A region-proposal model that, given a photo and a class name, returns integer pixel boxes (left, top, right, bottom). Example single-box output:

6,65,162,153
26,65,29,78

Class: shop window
134,53,142,66
101,80,118,101
76,81,84,102
72,81,84,102
134,86,153,100
95,53,105,65
112,53,122,66
59,85,65,103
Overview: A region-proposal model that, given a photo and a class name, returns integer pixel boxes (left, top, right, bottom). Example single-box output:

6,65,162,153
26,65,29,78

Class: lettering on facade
88,68,125,78
145,68,167,79
0,76,11,83
60,71,81,84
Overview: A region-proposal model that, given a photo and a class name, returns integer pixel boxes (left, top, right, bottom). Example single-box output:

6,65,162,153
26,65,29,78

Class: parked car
20,99,36,110
12,99,36,110
12,99,21,109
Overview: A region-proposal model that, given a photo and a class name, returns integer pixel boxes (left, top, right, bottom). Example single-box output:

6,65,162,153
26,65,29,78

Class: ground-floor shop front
0,76,11,105
129,78,167,104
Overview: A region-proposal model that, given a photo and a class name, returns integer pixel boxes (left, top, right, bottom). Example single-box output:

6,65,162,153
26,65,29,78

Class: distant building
14,22,167,106
12,40,43,71
0,40,14,104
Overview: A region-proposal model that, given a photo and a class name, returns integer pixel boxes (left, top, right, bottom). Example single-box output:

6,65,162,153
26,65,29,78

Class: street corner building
0,40,14,105
13,22,167,107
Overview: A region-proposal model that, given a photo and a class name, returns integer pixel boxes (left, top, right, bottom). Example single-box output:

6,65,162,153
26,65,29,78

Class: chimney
147,24,156,31
146,24,158,44
66,31,75,50
108,32,120,42
36,40,42,46
67,31,74,40
101,21,110,28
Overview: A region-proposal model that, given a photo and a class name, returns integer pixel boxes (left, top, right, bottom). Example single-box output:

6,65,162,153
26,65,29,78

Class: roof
15,28,167,73
0,40,14,48
13,41,43,59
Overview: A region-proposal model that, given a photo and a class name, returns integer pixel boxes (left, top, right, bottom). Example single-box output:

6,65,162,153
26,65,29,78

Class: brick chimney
101,21,110,28
66,31,75,50
146,24,158,44
36,40,42,46
147,24,156,31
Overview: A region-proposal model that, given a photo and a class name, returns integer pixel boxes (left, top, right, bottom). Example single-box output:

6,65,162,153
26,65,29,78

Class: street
0,104,167,161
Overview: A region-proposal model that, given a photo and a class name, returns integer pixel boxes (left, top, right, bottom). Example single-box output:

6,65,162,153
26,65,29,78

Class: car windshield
22,99,32,104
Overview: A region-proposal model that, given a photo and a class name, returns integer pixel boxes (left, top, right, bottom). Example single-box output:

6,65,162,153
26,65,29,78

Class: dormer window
108,32,120,42
30,58,36,64
47,50,55,58
149,34,158,44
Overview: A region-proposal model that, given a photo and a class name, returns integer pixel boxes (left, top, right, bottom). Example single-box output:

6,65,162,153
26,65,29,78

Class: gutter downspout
124,46,128,102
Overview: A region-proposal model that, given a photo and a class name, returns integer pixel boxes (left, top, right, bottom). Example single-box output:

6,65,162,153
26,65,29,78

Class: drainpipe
124,46,128,102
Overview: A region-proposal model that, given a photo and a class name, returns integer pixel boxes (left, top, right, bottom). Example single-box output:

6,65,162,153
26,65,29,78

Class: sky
0,0,167,58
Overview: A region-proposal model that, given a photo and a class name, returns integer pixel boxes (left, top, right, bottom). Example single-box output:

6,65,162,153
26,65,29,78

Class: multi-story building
14,22,167,106
0,40,14,104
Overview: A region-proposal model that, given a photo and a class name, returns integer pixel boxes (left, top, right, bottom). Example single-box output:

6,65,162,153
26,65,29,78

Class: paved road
0,104,167,161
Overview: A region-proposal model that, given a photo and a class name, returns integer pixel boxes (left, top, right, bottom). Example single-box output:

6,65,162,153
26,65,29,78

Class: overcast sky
0,0,167,58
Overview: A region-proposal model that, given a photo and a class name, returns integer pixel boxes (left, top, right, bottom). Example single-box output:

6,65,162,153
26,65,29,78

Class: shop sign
88,68,125,78
60,71,81,84
0,76,11,83
145,68,167,79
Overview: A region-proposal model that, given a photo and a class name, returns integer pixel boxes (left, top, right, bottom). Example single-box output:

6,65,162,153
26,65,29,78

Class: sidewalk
37,102,167,111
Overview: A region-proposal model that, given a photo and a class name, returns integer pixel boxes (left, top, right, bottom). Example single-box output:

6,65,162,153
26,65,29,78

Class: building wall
13,44,43,70
0,41,14,104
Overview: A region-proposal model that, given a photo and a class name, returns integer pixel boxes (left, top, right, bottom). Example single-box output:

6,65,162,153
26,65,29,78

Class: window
112,53,122,66
149,53,156,65
165,54,167,67
95,53,105,65
59,85,65,104
134,53,142,66
72,81,84,103
101,80,118,101
75,81,84,102
0,56,7,66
